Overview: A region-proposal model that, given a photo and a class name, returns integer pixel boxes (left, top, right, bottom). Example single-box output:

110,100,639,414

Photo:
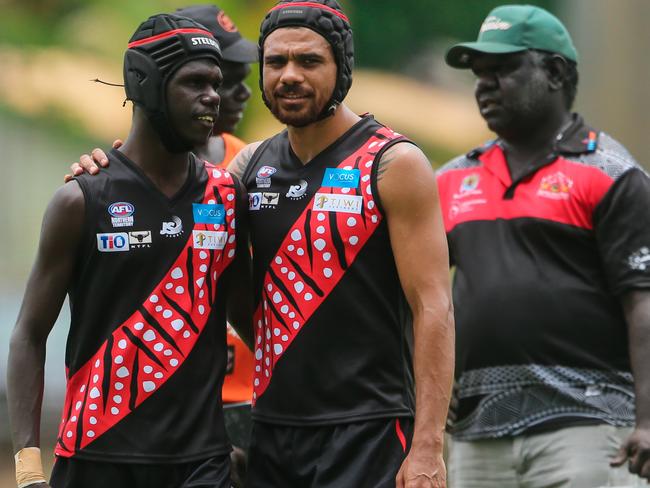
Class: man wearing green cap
438,4,650,487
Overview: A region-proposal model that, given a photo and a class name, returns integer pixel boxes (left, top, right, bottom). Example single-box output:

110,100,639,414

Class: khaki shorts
448,424,646,488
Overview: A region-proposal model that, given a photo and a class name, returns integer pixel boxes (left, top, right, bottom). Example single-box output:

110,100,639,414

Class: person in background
438,5,650,487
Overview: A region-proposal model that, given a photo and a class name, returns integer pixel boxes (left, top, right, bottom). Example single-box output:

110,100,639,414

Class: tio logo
97,232,130,252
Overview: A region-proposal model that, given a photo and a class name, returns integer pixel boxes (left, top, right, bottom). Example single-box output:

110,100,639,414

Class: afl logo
108,202,135,218
217,11,238,33
257,166,277,178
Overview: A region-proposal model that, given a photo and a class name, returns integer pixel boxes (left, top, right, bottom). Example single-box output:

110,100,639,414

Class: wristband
14,447,47,488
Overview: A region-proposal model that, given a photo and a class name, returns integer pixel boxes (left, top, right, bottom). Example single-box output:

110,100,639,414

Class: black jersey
241,115,415,425
55,150,240,462
437,115,650,440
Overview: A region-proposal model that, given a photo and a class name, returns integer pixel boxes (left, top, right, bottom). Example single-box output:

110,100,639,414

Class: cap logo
480,16,512,33
217,11,238,33
281,9,305,15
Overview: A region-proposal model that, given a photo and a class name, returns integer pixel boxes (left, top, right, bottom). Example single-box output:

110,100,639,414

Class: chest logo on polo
160,216,183,237
313,193,363,214
322,168,360,188
628,247,650,271
108,202,134,228
537,172,573,200
453,173,483,200
286,180,308,200
256,165,277,188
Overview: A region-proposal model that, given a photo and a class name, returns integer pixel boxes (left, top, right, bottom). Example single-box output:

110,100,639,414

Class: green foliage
347,0,557,70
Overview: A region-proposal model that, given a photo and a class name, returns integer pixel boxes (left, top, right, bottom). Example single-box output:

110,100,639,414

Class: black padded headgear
259,0,354,120
124,13,222,153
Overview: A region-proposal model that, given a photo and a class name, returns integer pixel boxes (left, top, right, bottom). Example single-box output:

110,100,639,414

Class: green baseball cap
446,4,578,69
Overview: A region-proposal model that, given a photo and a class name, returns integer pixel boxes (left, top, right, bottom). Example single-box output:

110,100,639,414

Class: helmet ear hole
134,70,146,84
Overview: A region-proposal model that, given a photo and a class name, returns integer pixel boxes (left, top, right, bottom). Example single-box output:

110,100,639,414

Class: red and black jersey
55,150,241,462
437,115,650,440
241,115,415,425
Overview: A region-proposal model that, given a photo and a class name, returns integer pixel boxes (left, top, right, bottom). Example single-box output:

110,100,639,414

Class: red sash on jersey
252,127,403,403
55,165,237,457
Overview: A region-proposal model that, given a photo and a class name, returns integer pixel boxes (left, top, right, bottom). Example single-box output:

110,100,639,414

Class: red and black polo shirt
437,114,650,440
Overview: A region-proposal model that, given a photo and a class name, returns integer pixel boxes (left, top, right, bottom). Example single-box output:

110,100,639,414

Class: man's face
262,27,337,128
470,51,551,137
165,59,222,148
214,60,252,135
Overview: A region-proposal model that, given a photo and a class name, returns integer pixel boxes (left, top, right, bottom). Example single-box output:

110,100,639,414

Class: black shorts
224,402,253,449
50,454,231,488
246,417,413,488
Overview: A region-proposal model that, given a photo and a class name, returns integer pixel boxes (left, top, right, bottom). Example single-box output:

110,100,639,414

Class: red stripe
55,165,237,457
395,419,407,452
438,147,615,234
269,2,349,22
128,28,215,48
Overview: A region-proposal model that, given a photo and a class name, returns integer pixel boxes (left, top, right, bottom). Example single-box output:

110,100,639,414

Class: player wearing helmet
7,13,251,488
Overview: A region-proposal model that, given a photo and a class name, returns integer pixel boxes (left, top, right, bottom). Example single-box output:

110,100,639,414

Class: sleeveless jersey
242,115,415,425
55,150,239,462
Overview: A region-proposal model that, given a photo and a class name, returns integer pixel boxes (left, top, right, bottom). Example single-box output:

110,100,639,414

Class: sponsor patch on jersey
261,192,280,208
321,168,360,188
628,247,650,271
286,179,308,199
537,172,573,200
128,230,152,248
193,203,225,225
312,193,363,214
256,165,277,188
97,232,130,252
108,201,134,227
192,230,228,250
249,192,262,210
160,216,183,237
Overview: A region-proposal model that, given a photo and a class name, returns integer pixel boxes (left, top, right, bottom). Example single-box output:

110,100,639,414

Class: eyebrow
264,52,326,62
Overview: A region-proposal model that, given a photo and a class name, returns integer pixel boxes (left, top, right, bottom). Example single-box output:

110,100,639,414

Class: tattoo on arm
376,144,402,182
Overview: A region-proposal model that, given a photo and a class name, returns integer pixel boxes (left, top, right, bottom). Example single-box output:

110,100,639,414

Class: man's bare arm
7,182,84,487
611,290,650,480
65,139,262,182
378,143,454,488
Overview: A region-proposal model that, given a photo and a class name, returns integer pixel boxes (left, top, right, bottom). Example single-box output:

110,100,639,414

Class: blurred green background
1,0,648,480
